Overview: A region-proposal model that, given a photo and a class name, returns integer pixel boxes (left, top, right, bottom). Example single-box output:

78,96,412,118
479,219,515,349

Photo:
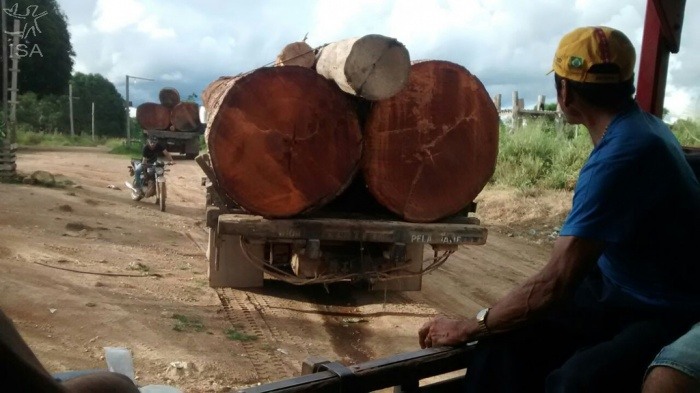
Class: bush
109,141,143,157
491,119,590,191
671,118,700,146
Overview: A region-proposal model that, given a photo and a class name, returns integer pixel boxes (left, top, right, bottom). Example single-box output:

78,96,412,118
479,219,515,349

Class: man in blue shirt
418,26,700,391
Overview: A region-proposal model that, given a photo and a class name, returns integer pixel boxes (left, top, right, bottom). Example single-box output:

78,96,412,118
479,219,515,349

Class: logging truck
137,88,204,159
143,127,202,160
197,36,496,290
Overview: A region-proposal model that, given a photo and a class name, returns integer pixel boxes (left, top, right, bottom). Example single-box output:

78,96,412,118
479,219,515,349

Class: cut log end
363,60,499,222
206,66,363,218
275,41,315,68
315,34,411,100
170,102,201,132
346,35,411,100
159,88,181,109
136,103,171,131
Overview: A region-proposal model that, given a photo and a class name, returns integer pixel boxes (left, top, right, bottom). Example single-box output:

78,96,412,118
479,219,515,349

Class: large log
159,87,181,108
136,102,171,130
275,41,315,68
363,60,499,223
315,34,410,100
170,102,201,132
206,66,363,218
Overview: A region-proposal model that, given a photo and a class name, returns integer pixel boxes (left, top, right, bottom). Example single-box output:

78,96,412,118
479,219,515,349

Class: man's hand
418,315,477,348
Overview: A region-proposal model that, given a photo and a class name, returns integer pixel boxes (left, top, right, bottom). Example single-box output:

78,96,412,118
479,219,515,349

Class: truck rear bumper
214,212,487,246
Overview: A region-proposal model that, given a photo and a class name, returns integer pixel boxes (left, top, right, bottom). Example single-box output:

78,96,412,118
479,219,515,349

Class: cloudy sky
57,0,700,119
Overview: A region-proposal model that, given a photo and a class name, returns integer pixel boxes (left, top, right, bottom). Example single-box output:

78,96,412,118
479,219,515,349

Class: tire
159,182,167,212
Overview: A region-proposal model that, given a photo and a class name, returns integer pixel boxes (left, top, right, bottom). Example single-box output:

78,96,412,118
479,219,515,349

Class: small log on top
205,66,363,218
363,60,499,222
159,87,181,109
275,41,315,68
170,102,201,132
136,102,171,130
315,34,410,100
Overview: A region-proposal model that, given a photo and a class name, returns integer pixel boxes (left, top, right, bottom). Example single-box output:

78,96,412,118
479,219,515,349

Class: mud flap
370,243,424,291
208,230,264,288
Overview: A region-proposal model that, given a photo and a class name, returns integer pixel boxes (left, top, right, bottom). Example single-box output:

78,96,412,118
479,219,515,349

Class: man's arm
0,310,65,392
419,235,604,348
162,149,174,163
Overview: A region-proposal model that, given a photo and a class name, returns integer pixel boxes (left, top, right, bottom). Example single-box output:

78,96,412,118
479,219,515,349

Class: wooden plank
217,214,486,245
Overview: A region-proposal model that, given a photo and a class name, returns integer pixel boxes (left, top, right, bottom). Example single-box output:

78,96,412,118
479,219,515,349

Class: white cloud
93,0,144,33
59,0,700,119
161,71,183,81
137,19,176,39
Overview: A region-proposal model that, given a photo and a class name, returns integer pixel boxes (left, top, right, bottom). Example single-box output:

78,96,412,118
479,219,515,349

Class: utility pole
2,0,8,139
69,83,74,136
67,83,81,137
125,75,154,143
7,19,19,143
91,102,95,141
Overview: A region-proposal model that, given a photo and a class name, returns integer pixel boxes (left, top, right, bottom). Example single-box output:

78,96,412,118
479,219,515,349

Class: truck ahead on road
143,126,202,159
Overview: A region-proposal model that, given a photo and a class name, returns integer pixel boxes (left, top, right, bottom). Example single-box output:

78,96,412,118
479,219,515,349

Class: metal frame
636,0,686,117
239,344,475,393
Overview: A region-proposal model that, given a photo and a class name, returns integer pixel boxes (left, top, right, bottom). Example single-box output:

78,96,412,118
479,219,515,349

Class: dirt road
0,147,559,392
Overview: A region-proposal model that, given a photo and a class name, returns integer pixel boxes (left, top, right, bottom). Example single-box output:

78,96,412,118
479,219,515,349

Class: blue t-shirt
560,104,700,315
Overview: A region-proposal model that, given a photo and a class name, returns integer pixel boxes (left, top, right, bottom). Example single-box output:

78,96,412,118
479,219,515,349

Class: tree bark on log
159,87,181,108
275,41,315,68
170,102,201,132
201,76,239,124
363,60,499,222
136,103,171,130
315,34,410,100
206,66,363,218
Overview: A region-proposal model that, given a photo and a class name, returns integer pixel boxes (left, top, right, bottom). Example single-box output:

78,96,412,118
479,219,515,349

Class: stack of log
202,34,499,223
136,88,202,132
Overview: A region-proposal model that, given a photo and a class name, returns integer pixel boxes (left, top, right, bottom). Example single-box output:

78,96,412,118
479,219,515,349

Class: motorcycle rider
133,136,174,197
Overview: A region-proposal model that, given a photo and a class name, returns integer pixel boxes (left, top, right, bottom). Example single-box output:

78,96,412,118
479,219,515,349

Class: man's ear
560,79,573,106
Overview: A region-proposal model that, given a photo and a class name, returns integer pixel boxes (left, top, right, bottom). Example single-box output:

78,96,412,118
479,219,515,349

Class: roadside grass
671,118,700,146
491,116,700,191
172,314,206,333
491,120,590,191
108,141,143,157
16,130,120,147
15,130,144,157
224,327,258,341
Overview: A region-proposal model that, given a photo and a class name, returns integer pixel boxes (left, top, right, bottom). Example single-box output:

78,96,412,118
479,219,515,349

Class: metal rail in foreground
239,344,474,393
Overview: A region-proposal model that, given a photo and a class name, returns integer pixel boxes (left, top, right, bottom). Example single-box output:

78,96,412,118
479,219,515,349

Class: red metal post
636,0,668,117
636,0,685,118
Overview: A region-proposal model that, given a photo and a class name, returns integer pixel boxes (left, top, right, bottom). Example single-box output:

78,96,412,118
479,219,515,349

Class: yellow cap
552,26,636,83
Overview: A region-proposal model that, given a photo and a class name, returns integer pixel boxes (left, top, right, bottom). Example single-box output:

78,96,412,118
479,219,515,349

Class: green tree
4,0,75,95
16,92,68,132
70,73,125,137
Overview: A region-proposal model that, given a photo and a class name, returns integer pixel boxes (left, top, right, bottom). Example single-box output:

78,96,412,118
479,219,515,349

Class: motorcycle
125,160,171,212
